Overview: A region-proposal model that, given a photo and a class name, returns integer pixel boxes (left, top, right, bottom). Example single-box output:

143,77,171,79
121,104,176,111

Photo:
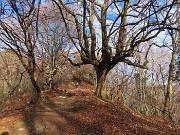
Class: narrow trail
0,87,179,135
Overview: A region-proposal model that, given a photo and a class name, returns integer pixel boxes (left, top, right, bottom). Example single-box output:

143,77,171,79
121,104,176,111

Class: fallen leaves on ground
0,85,179,135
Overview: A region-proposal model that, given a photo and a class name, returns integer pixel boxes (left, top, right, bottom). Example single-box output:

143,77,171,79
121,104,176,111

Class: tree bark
94,65,109,99
26,53,41,105
29,75,41,104
163,44,177,119
163,29,178,119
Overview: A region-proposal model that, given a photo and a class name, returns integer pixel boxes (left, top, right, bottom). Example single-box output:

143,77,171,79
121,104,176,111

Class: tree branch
124,59,148,69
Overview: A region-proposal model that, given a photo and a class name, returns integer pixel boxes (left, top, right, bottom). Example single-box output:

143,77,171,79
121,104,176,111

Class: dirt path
0,88,179,135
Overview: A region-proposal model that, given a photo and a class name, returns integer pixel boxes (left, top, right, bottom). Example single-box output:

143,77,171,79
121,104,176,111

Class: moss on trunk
94,66,108,99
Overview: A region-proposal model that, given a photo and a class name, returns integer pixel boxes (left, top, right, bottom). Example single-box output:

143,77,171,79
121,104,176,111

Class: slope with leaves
0,84,179,135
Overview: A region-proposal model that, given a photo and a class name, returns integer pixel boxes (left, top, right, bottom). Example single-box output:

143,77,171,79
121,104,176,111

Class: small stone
18,128,26,131
59,96,67,98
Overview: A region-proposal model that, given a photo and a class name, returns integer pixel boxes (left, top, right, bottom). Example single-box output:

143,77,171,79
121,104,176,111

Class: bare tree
175,46,180,82
107,63,135,105
163,22,180,119
0,0,41,104
0,51,25,101
36,3,68,90
52,0,179,99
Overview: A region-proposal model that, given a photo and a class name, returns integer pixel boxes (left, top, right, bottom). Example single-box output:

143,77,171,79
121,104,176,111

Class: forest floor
0,84,179,135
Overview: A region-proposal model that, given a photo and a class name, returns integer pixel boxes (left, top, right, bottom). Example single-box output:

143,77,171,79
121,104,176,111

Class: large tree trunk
26,53,41,105
29,75,41,104
94,66,109,99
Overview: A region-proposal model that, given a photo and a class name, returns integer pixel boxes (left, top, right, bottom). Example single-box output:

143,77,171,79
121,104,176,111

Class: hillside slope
0,85,179,135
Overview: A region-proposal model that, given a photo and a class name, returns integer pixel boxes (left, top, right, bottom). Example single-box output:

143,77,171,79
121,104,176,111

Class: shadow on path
2,89,177,135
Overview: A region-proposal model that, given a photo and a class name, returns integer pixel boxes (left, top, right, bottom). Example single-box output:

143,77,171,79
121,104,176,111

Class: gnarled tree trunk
26,52,41,105
29,75,41,104
94,65,109,99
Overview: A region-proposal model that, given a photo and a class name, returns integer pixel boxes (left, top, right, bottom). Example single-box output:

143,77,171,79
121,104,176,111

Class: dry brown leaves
0,84,179,135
